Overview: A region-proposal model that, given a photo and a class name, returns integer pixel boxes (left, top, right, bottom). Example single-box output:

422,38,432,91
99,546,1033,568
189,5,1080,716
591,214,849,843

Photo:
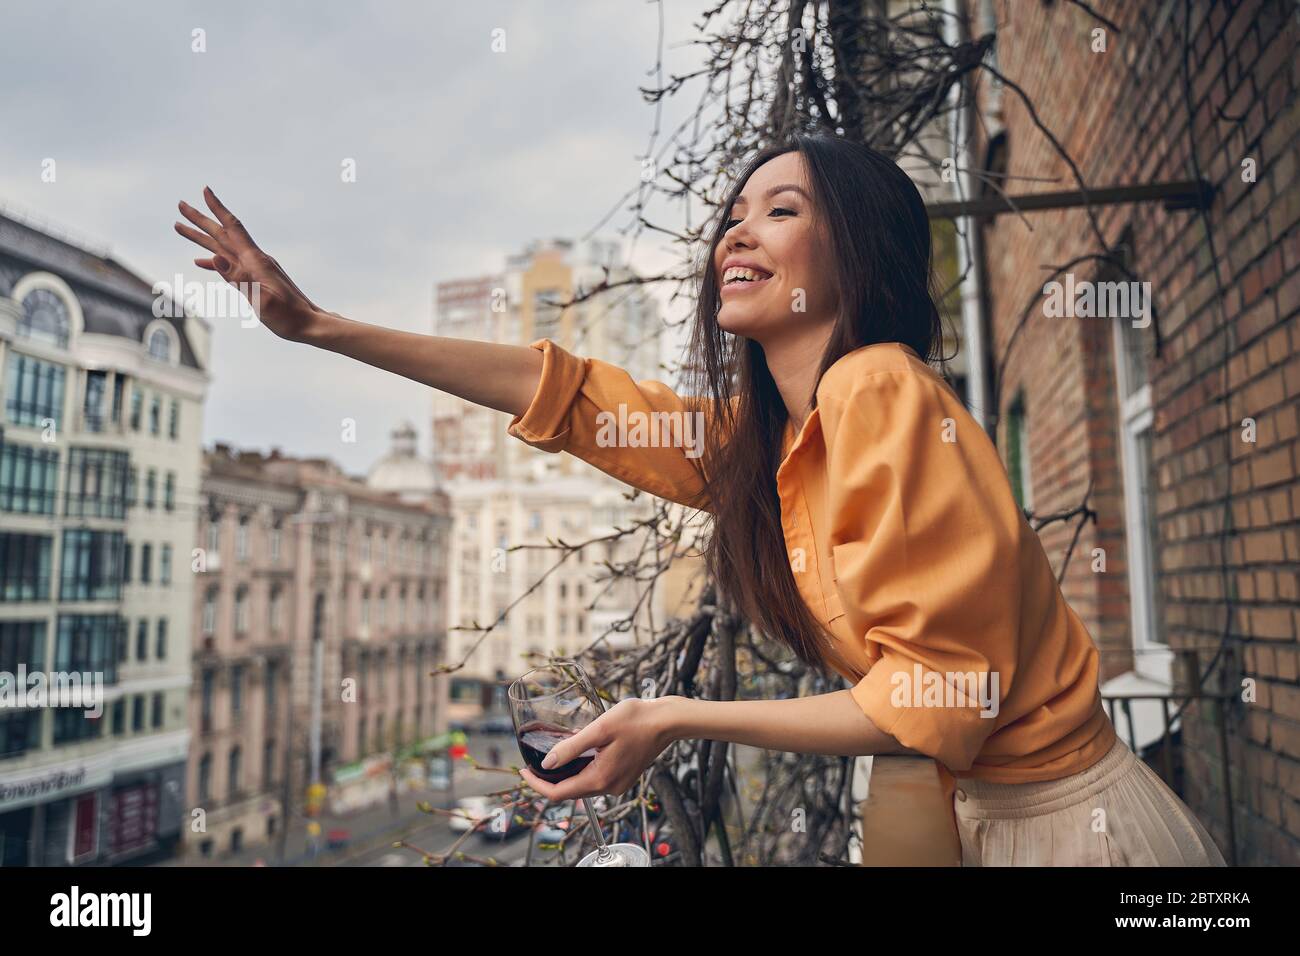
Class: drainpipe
941,0,996,437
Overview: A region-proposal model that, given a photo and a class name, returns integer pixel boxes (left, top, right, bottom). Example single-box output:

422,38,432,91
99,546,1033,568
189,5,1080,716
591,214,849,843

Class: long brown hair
685,133,946,675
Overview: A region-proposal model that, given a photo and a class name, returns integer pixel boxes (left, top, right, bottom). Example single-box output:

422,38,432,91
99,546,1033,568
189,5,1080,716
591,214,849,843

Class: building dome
366,420,437,503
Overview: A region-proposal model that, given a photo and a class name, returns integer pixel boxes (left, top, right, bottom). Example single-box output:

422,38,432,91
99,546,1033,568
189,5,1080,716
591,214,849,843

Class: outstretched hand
174,186,325,343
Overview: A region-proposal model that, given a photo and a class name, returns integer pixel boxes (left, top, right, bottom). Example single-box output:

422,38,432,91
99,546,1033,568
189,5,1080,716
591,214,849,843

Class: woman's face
712,151,838,344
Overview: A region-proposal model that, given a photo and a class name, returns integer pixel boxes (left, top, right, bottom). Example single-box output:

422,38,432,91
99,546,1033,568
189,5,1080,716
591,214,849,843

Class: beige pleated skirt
953,737,1227,866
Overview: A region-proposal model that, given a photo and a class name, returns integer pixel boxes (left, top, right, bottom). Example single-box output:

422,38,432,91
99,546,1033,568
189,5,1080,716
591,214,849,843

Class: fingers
177,200,225,242
174,220,225,257
541,720,609,771
519,766,599,803
202,185,257,247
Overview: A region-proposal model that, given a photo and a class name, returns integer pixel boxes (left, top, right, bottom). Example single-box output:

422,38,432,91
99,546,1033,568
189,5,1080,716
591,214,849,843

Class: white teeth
723,266,772,284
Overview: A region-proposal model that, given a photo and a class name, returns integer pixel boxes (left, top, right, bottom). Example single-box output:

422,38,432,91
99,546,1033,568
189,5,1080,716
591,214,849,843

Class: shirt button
954,788,967,802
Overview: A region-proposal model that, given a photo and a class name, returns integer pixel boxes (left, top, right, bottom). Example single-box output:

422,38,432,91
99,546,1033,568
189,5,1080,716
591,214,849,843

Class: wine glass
508,661,650,867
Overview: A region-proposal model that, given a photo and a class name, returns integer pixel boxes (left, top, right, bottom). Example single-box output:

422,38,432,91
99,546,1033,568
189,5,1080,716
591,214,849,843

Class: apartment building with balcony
0,208,209,866
184,440,451,859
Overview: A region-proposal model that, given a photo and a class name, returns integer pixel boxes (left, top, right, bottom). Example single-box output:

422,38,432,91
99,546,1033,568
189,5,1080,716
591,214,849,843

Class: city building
183,440,451,859
0,208,209,865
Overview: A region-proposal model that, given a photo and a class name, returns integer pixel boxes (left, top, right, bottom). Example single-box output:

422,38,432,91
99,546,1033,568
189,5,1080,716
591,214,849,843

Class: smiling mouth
721,267,775,288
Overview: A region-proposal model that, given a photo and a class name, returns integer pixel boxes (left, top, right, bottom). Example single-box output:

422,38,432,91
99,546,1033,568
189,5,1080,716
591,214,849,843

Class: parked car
477,803,532,842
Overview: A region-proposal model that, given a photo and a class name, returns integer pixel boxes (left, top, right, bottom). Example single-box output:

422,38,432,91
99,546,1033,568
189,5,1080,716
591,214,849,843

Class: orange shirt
507,337,1117,783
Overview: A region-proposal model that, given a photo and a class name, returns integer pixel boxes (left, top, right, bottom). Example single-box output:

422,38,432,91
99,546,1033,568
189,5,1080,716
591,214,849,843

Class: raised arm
175,186,724,509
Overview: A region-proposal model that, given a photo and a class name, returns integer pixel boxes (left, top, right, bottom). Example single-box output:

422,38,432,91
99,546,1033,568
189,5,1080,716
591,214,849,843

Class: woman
175,133,1225,866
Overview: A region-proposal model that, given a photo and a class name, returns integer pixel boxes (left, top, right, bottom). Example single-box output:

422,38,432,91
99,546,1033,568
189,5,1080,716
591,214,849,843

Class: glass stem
581,798,615,862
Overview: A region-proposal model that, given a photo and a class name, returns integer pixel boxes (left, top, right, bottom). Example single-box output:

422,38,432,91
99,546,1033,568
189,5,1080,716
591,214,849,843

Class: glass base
576,842,650,867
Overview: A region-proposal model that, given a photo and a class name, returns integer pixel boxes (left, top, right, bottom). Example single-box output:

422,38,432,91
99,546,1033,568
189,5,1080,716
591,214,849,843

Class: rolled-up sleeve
819,368,1025,772
507,338,720,511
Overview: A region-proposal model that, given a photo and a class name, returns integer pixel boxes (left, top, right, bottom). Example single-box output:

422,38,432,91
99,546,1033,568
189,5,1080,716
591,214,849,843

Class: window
160,544,172,585
148,328,171,362
65,448,129,519
201,670,215,731
235,586,249,634
155,618,168,661
53,707,99,745
1110,251,1170,685
151,692,164,728
202,586,218,636
131,695,144,731
145,469,156,510
236,516,249,561
263,741,276,788
168,399,179,439
0,442,60,514
148,395,161,435
140,542,152,584
19,288,70,348
228,746,242,797
129,389,142,431
198,753,211,801
270,585,283,632
164,472,175,512
82,370,108,432
231,665,245,717
111,700,125,737
0,620,46,673
122,542,132,585
136,618,148,661
269,522,281,563
1005,393,1033,512
126,466,137,508
266,661,278,720
55,615,122,684
58,529,124,601
206,513,220,555
5,352,66,428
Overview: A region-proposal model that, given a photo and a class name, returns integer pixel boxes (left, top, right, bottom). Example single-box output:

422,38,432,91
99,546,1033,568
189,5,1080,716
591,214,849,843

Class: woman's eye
770,206,794,217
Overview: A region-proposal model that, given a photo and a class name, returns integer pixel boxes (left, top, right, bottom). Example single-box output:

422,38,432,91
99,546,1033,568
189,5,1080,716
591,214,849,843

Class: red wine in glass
518,720,595,783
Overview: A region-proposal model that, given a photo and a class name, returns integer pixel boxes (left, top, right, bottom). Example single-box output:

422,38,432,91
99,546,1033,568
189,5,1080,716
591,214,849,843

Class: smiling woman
174,132,1224,867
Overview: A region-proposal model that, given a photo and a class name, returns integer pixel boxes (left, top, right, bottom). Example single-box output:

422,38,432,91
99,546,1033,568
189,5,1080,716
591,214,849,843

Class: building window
0,442,60,514
151,692,164,728
64,447,129,519
123,541,132,585
145,469,157,510
148,328,170,362
53,707,99,745
270,585,283,632
231,665,244,717
58,529,124,601
0,620,46,673
263,740,276,788
1005,393,1033,512
168,399,179,439
198,753,211,801
200,670,215,732
228,746,242,798
18,288,71,348
202,586,218,636
236,515,250,562
269,522,281,563
131,695,144,731
235,586,249,634
164,472,175,512
148,395,161,436
206,513,220,555
54,615,121,684
140,542,152,584
136,618,148,661
1111,264,1169,684
160,544,172,585
111,699,125,737
126,466,137,508
4,352,66,428
156,618,168,661
130,389,142,431
82,369,108,432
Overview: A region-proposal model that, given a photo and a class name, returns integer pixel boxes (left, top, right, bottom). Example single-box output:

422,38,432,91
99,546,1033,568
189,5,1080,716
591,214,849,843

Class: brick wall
976,0,1298,864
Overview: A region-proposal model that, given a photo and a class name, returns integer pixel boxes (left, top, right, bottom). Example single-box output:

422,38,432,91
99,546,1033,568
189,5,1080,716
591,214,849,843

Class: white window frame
1112,318,1173,686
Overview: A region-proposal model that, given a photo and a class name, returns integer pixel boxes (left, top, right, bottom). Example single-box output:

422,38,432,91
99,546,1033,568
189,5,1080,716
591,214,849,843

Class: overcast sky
0,0,712,477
